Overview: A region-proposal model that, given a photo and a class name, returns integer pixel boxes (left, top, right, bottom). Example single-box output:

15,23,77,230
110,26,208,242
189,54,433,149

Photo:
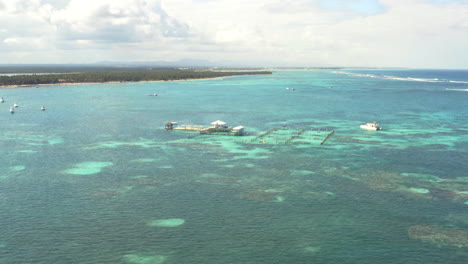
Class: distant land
0,65,272,88
0,58,393,74
0,61,404,88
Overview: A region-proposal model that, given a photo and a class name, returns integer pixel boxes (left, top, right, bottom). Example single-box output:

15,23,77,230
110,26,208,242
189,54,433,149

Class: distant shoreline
0,73,265,89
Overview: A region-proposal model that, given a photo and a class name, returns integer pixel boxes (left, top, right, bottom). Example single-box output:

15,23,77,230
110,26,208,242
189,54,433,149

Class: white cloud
50,0,189,43
0,0,467,68
4,38,19,44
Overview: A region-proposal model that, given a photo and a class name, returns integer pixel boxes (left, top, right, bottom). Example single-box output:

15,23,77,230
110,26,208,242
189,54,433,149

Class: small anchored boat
360,121,382,130
147,93,158,96
41,106,46,111
10,107,14,113
0,97,4,103
13,103,19,108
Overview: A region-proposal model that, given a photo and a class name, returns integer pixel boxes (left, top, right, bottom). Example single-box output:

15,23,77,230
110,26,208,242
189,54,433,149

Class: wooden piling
251,128,276,142
320,130,335,145
285,135,300,144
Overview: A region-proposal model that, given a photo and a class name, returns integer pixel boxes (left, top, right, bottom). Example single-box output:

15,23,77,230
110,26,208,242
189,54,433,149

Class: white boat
41,106,46,111
360,122,382,130
9,107,14,113
0,97,4,103
13,103,18,108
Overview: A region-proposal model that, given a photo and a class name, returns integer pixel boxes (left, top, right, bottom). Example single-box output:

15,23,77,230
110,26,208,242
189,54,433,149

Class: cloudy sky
1,0,467,68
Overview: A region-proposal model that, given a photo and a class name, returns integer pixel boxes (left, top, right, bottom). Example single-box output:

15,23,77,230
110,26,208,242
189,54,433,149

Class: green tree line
0,71,272,86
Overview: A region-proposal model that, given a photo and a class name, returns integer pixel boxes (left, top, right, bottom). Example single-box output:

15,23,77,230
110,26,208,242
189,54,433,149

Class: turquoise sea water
0,69,467,264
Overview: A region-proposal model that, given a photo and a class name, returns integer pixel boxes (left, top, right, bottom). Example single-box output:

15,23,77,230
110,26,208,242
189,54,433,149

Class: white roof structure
211,120,227,125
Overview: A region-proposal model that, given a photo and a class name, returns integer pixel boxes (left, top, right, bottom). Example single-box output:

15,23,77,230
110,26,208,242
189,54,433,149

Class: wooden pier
173,125,206,131
247,127,336,145
169,122,335,143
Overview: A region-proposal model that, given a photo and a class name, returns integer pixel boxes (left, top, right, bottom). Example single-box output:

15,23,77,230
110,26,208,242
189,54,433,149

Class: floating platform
167,121,245,136
200,126,244,136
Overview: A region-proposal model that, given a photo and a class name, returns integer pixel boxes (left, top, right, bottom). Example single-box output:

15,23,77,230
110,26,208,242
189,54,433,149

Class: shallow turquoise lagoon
0,69,467,263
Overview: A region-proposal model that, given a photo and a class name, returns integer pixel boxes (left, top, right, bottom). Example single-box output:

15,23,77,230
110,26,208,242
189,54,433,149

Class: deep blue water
0,69,467,264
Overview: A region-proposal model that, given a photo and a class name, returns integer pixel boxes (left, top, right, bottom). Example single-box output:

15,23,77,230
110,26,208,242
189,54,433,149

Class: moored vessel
360,122,382,130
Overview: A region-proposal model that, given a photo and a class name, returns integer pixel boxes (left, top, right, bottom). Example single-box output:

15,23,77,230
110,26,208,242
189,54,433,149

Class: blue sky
0,0,467,68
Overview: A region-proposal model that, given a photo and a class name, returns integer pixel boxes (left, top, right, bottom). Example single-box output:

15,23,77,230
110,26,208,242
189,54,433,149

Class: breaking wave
445,88,468,91
336,71,468,84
